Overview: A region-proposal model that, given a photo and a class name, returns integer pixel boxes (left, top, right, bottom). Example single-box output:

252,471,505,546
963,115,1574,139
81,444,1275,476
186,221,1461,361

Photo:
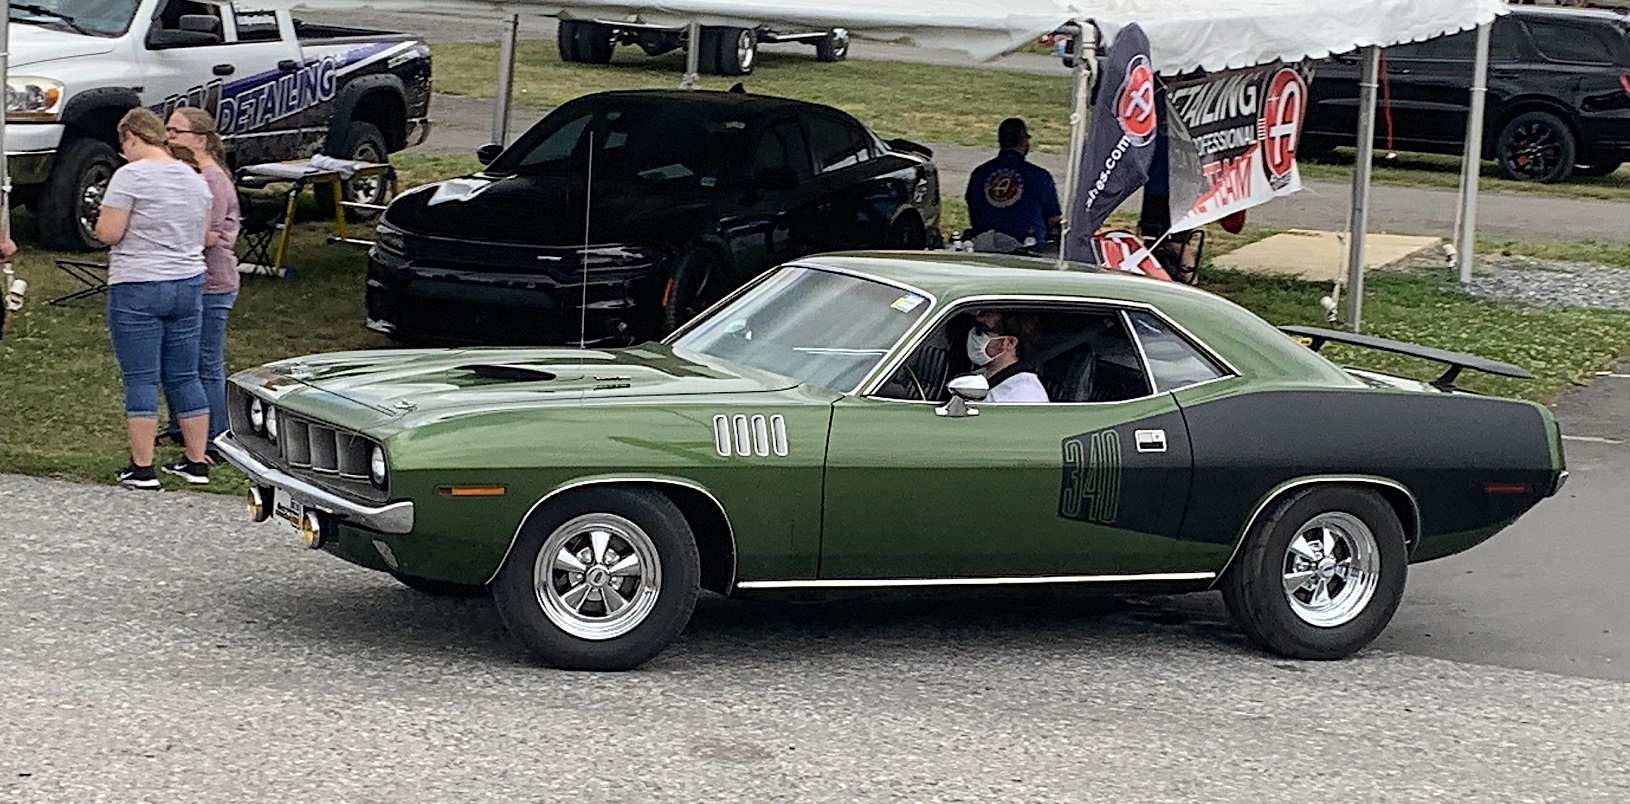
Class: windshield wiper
10,4,93,35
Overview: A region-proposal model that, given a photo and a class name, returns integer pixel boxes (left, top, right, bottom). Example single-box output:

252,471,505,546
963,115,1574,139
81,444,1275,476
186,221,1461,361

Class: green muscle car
218,253,1567,670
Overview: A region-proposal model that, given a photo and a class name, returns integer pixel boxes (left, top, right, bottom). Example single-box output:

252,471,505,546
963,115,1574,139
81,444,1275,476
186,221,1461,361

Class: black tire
886,213,927,250
315,120,390,222
1496,111,1576,184
713,26,757,76
815,29,849,62
663,246,727,332
1220,486,1408,660
695,27,721,75
557,20,584,62
492,488,701,671
37,137,120,252
574,21,615,64
1573,160,1622,178
391,572,490,598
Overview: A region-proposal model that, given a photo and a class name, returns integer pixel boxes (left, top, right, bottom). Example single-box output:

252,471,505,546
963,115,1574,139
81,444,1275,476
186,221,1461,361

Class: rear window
1524,18,1630,66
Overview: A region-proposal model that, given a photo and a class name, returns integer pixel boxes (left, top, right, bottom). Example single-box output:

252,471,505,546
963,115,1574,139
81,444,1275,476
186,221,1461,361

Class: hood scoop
456,364,559,383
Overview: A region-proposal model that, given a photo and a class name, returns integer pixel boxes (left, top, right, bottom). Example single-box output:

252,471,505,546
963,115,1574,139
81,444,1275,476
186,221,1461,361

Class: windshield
10,0,138,37
486,97,749,189
669,266,932,393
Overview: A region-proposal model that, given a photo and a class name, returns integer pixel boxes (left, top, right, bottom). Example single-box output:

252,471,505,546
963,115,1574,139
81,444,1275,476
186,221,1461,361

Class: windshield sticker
890,294,926,313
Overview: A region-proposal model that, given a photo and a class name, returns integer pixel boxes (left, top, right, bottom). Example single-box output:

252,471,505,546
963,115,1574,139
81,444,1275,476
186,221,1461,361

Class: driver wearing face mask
966,310,1049,403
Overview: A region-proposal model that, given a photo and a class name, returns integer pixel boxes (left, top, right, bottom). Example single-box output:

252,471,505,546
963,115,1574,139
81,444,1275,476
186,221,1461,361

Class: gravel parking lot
4,471,1629,802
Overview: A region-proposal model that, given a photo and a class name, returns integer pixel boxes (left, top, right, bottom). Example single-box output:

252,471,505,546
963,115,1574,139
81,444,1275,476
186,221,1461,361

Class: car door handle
278,59,301,72
1135,429,1167,453
213,63,235,76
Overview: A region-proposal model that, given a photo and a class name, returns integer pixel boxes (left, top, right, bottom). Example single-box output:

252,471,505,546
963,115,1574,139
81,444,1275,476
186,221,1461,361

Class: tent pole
1455,21,1492,284
682,21,701,89
1057,19,1097,269
491,14,520,147
1344,46,1381,332
1,0,14,330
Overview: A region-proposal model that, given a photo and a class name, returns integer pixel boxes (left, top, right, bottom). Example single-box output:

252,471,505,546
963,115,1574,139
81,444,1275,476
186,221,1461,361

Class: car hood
233,343,806,428
10,25,119,68
383,173,721,246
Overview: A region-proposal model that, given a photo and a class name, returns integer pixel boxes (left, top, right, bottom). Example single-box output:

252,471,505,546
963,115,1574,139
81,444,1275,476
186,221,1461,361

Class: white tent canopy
281,0,1507,72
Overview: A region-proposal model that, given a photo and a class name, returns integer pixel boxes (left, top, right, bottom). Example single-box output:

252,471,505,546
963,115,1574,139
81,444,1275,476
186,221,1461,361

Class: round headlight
249,397,265,432
369,445,387,488
265,407,279,441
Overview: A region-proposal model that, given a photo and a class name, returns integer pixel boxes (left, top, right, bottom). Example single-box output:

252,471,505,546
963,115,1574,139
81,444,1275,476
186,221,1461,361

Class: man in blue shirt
965,118,1062,244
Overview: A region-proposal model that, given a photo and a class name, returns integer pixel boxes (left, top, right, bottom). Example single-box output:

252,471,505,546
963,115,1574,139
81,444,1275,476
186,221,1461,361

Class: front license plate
272,488,303,539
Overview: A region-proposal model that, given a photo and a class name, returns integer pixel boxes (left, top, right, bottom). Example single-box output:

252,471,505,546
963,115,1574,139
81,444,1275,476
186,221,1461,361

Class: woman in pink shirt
157,107,241,462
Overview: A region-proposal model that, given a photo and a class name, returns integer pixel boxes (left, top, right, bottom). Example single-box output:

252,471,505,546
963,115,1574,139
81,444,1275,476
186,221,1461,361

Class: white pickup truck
6,0,433,250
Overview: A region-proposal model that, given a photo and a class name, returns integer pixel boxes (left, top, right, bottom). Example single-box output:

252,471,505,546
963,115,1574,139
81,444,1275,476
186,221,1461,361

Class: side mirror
475,142,504,166
936,373,989,418
147,16,223,48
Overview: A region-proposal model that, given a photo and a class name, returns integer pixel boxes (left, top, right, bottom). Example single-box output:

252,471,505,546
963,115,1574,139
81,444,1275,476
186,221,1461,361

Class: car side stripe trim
735,572,1215,590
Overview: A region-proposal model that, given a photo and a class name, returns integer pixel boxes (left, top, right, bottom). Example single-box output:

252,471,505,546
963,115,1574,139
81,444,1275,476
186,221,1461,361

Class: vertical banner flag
1165,61,1316,232
1063,23,1157,263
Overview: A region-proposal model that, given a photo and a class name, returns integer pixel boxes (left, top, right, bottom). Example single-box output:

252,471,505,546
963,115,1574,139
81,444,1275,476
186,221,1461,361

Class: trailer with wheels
558,19,849,75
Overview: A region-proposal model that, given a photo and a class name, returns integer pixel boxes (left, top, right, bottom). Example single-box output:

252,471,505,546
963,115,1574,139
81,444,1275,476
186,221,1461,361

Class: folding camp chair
49,259,109,306
236,186,287,278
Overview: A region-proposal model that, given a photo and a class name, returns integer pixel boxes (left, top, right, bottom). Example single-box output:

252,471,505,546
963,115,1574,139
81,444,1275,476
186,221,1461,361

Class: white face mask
967,329,995,367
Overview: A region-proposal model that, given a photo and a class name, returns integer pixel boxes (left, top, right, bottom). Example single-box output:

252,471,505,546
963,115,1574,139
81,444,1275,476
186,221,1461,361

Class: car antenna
579,130,593,353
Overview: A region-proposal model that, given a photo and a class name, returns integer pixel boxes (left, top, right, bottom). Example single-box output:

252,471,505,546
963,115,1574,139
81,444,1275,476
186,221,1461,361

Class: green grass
1300,147,1630,201
3,152,1627,494
431,41,1076,152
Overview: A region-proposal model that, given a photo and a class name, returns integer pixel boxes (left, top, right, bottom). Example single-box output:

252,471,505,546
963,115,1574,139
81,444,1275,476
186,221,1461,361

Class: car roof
573,89,838,120
1511,5,1630,25
795,251,1222,309
793,251,1358,386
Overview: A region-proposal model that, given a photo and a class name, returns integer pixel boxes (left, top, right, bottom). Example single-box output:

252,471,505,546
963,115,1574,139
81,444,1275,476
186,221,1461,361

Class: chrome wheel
533,513,662,641
1281,512,1380,628
736,30,755,71
78,162,114,240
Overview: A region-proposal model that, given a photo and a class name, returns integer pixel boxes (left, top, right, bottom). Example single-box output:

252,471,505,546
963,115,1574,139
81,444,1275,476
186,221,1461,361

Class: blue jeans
107,275,208,421
165,289,237,440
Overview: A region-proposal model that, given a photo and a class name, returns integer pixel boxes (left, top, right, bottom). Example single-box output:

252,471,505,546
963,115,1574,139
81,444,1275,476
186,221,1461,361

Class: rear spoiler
885,138,934,159
1280,325,1532,390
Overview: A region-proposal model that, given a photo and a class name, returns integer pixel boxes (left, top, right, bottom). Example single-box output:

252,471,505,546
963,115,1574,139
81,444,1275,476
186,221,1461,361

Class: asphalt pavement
3,466,1628,801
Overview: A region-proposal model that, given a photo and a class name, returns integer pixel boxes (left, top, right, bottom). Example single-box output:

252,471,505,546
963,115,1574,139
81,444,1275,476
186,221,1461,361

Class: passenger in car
967,310,1048,403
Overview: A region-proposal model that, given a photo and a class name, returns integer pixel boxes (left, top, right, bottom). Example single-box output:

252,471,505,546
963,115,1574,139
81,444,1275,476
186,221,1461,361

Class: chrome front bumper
214,434,414,534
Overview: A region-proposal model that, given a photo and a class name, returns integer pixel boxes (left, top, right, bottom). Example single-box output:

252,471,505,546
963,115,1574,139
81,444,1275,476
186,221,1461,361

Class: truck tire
558,20,584,62
315,121,389,222
37,137,120,252
815,29,849,62
574,22,615,64
712,27,757,76
694,27,721,75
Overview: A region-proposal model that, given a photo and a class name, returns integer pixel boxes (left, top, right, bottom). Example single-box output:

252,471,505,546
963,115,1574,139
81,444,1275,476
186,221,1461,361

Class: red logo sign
1091,230,1172,282
1116,54,1158,145
1260,67,1307,182
982,168,1024,209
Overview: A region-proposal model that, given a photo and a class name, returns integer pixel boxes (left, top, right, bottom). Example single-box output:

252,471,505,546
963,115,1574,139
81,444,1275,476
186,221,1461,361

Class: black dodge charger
366,89,941,345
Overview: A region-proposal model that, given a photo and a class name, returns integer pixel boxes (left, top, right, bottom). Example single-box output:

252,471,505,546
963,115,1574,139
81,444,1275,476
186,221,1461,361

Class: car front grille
227,386,387,503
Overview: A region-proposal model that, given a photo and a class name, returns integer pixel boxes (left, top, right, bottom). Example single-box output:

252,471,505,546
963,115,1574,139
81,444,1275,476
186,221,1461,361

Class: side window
752,121,813,180
806,114,871,174
1389,31,1474,61
873,306,1154,404
1524,20,1622,65
1125,310,1230,392
232,6,282,42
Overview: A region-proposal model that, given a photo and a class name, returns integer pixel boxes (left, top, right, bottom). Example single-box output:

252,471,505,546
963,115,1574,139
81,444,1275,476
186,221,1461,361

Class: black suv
1303,6,1630,182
